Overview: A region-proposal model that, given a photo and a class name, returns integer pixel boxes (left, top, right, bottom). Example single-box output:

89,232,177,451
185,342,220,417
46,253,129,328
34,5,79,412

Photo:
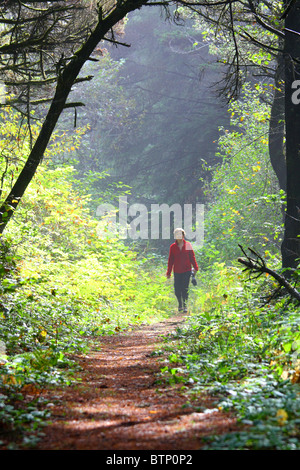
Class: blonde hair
174,228,185,239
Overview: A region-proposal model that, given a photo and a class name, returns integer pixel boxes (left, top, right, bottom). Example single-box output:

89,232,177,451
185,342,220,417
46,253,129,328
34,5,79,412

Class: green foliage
198,83,283,266
56,49,141,209
187,0,282,100
160,263,300,450
0,121,173,448
2,161,172,338
61,9,229,212
0,8,296,452
0,103,87,206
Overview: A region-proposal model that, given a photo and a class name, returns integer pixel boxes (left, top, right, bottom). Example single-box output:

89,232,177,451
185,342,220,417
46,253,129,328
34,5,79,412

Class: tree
187,1,287,192
1,0,300,273
281,0,300,271
0,1,92,114
0,0,151,233
66,7,229,211
174,0,300,271
202,83,283,264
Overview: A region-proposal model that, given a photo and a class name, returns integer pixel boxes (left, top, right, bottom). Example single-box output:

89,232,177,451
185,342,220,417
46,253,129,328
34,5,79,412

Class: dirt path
36,314,238,450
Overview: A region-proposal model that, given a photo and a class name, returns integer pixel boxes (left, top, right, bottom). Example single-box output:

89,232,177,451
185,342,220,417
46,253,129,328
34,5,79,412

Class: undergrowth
0,239,171,449
0,165,173,449
160,261,300,450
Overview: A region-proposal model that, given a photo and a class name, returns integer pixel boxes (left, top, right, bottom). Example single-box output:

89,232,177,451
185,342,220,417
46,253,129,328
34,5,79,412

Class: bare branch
237,245,300,302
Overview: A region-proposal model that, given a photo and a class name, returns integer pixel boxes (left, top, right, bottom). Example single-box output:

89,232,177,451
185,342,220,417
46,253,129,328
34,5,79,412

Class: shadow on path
36,314,239,450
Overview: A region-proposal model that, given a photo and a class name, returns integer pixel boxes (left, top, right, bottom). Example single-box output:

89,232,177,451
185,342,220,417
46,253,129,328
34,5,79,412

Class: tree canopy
0,0,300,271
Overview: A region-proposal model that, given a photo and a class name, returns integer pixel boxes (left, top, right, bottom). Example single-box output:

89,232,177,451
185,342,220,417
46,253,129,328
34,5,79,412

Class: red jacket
167,240,198,276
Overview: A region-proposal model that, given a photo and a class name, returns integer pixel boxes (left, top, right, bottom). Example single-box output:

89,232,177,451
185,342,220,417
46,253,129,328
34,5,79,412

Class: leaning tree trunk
0,0,149,234
281,0,300,272
238,245,300,303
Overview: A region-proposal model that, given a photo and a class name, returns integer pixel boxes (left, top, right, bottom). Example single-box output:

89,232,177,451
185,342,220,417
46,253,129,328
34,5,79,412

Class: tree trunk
268,51,286,193
281,0,300,271
0,1,149,233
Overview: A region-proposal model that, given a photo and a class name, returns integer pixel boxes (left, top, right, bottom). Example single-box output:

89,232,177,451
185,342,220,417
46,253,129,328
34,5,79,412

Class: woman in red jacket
166,228,198,313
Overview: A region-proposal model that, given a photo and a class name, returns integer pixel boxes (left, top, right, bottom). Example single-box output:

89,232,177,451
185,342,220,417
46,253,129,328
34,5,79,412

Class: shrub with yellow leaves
276,409,288,426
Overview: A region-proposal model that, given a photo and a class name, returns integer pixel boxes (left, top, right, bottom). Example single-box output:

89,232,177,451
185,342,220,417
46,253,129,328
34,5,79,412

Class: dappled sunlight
36,319,240,450
1,0,299,452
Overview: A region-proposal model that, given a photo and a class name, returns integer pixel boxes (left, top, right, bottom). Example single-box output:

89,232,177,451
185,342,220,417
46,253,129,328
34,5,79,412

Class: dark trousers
174,271,191,308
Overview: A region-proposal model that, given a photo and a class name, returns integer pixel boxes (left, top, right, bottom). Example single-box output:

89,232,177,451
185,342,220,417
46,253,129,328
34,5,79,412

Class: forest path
36,314,238,450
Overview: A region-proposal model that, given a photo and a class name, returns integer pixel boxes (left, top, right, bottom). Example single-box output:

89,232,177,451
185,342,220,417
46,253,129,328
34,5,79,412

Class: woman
166,228,198,313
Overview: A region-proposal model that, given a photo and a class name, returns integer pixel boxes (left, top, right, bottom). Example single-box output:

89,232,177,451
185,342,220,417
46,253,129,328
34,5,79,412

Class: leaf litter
35,314,239,450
